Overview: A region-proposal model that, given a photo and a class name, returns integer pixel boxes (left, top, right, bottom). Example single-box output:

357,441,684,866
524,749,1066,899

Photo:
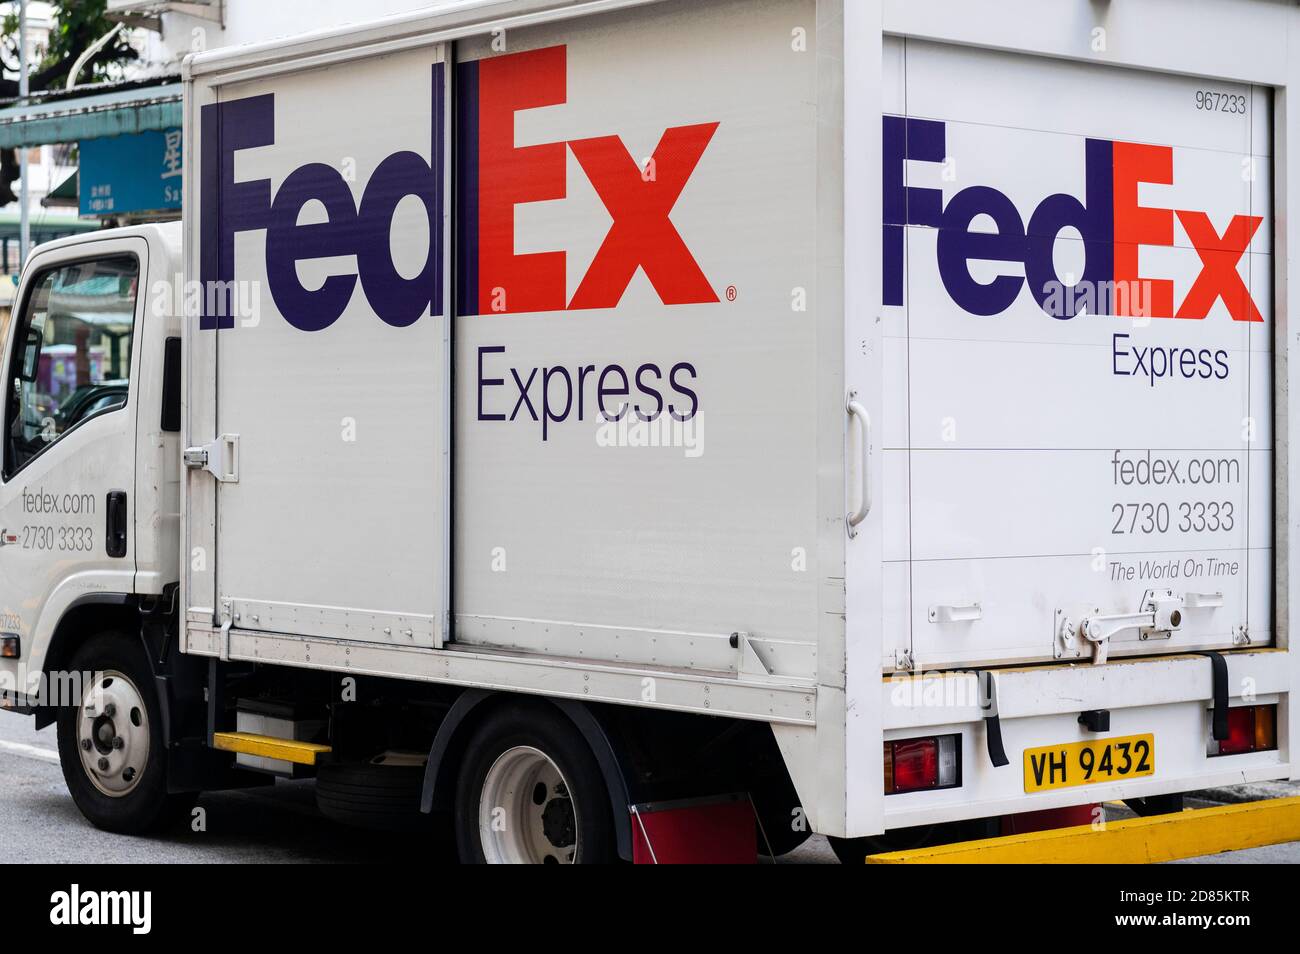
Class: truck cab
1,223,182,699
0,224,212,832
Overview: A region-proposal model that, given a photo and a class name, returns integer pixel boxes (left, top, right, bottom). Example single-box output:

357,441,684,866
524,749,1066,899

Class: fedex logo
199,46,719,331
883,116,1264,323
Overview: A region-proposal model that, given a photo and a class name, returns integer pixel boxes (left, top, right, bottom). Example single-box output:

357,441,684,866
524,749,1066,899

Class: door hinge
184,434,240,483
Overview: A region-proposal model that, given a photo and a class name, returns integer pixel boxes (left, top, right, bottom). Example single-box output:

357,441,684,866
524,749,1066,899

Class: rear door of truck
882,39,1273,670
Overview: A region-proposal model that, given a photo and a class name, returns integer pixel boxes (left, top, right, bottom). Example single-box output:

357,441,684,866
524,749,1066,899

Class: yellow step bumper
866,796,1300,864
211,731,332,766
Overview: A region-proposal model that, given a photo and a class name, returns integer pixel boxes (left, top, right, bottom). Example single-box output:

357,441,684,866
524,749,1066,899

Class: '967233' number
1196,90,1247,114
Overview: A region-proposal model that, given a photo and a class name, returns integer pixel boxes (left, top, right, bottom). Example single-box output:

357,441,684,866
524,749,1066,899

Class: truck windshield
4,255,138,477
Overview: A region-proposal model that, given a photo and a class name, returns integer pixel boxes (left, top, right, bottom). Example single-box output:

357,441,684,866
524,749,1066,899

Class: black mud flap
978,671,1010,768
1198,651,1229,742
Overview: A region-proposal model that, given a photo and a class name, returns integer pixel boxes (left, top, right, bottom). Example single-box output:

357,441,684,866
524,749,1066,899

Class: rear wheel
55,632,195,834
454,703,616,864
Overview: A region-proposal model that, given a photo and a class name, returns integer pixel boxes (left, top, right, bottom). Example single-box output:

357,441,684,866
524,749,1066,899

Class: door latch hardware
184,434,240,483
219,599,234,662
1058,589,1184,665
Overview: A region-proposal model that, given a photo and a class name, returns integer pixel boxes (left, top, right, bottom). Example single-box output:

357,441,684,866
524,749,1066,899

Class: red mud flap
630,794,756,864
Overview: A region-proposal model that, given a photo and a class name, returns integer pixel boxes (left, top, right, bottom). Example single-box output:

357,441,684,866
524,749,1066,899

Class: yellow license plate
1023,733,1155,793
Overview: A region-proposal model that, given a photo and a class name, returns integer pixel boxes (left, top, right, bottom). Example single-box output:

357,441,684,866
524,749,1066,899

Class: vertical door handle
846,393,872,537
106,490,128,559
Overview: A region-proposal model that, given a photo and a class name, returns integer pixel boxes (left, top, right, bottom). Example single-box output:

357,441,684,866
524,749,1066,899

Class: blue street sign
79,128,183,217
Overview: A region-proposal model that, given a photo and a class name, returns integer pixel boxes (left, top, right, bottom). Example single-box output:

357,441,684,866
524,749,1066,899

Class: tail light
884,734,961,794
1208,704,1277,756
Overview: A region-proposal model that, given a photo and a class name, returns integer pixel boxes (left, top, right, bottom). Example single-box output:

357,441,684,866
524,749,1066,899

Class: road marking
0,738,59,764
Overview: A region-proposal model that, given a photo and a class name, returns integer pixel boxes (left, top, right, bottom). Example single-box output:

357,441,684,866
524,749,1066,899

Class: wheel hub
92,715,116,754
76,671,149,797
540,786,576,848
479,746,581,864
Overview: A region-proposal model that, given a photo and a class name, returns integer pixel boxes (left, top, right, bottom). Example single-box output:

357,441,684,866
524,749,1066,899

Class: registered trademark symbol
726,285,737,301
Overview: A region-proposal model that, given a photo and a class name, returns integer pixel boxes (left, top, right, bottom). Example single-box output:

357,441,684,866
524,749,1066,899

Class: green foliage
2,0,136,86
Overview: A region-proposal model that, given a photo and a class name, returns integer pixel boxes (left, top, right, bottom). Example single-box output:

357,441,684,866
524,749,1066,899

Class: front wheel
56,632,195,834
454,703,617,864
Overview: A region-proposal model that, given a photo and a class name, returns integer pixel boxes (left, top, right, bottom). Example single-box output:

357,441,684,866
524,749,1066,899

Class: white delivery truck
0,0,1298,864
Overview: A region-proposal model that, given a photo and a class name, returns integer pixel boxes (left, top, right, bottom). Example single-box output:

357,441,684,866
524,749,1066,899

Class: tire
316,759,435,832
56,632,196,834
454,703,617,864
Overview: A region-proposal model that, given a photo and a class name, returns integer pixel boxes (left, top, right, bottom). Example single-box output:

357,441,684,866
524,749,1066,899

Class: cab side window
4,256,139,477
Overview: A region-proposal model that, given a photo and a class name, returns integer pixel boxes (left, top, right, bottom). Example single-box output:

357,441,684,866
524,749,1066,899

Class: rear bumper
866,795,1300,864
879,649,1295,831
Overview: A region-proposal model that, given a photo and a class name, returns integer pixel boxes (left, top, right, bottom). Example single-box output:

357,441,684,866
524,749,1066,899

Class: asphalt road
0,713,1295,863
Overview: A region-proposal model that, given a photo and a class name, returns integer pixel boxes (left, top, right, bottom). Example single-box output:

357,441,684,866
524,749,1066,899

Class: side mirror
19,327,41,382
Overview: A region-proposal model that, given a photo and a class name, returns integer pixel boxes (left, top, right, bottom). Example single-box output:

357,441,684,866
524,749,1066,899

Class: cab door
0,237,147,687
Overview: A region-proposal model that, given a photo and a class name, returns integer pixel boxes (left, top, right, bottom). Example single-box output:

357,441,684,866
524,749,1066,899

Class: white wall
150,0,452,63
